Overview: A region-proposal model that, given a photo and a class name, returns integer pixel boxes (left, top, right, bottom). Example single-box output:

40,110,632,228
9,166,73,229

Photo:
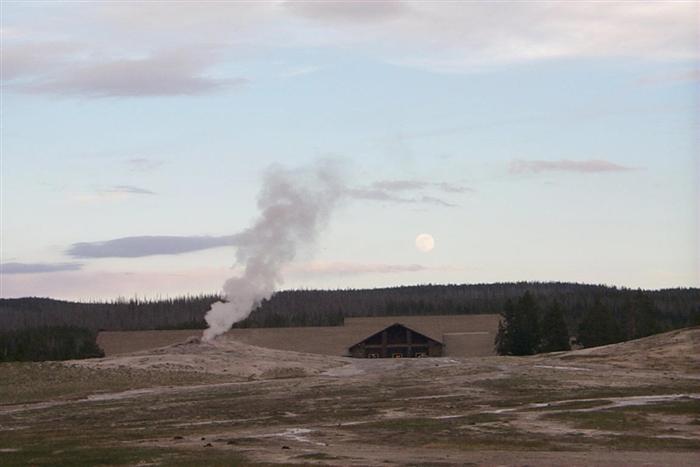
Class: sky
1,1,698,300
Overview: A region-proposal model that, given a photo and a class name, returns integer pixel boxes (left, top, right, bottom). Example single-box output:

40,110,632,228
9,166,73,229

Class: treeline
0,295,217,332
494,290,680,355
0,326,104,362
1,283,699,335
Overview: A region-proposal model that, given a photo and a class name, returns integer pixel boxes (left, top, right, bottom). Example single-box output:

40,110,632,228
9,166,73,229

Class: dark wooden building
347,323,443,358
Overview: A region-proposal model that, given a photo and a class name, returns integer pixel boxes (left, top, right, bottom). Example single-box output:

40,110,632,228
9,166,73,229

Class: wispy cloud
1,262,83,274
0,41,78,81
370,179,473,194
6,46,248,97
346,178,472,207
285,1,408,23
70,185,157,203
509,159,637,174
106,185,156,195
285,2,697,72
346,188,457,208
125,157,163,172
67,235,238,258
419,195,456,208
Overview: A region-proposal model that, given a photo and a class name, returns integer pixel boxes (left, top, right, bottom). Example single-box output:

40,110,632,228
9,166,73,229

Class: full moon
415,233,435,252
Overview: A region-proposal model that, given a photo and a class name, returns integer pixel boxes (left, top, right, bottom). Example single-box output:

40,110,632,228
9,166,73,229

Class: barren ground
1,327,699,466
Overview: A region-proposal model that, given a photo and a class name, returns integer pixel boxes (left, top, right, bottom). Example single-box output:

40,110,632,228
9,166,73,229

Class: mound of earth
70,334,348,379
553,326,700,372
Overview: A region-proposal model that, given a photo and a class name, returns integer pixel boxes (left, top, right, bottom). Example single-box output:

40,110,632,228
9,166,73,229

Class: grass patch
604,434,700,451
543,410,651,431
0,435,250,466
0,362,232,405
538,399,613,411
295,452,341,460
474,376,543,395
459,412,510,424
628,398,700,416
359,417,450,432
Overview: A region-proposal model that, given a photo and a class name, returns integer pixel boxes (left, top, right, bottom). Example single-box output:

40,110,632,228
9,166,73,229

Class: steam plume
202,160,345,341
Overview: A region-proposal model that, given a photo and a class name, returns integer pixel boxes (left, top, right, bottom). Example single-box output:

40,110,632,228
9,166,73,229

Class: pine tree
622,290,660,339
495,298,516,355
688,305,700,327
539,301,570,352
577,300,622,348
495,291,540,355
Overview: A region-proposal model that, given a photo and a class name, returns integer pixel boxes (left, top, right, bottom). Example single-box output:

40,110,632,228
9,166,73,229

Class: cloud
105,185,156,195
345,178,472,207
385,2,698,72
283,2,697,72
67,235,239,258
418,195,456,208
0,41,78,81
285,1,408,23
435,182,473,194
1,1,694,99
370,180,427,191
370,179,473,194
345,188,456,207
125,158,164,172
70,185,157,203
1,262,84,274
7,47,248,97
509,159,637,174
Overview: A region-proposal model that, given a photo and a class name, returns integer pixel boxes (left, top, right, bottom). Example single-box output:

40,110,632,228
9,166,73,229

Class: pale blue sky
1,1,698,299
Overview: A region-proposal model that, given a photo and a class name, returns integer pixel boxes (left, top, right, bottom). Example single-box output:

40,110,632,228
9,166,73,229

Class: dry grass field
97,314,500,357
1,327,699,466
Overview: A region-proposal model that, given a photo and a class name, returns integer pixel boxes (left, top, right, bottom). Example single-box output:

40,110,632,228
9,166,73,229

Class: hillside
554,325,700,372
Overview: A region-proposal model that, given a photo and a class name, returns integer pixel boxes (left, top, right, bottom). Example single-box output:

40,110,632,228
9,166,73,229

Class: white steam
202,160,345,341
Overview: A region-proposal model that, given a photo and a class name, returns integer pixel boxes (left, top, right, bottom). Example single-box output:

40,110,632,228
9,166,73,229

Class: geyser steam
202,160,345,341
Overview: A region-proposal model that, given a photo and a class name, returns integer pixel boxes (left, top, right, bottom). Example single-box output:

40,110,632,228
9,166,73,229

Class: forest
0,326,104,362
1,282,698,336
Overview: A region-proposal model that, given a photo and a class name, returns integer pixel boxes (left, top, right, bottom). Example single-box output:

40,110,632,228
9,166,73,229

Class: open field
1,327,699,466
97,314,500,357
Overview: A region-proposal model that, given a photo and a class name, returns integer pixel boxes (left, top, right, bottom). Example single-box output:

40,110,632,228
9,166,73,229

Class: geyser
202,160,345,341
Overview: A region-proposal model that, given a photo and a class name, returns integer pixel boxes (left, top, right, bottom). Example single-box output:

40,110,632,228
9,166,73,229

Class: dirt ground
1,327,699,466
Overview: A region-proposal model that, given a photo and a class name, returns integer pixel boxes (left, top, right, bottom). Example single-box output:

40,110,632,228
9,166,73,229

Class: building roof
348,322,444,351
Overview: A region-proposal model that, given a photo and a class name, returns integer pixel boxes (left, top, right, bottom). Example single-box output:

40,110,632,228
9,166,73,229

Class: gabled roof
348,322,443,350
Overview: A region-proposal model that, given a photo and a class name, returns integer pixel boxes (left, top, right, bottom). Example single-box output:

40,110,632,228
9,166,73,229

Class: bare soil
1,327,699,466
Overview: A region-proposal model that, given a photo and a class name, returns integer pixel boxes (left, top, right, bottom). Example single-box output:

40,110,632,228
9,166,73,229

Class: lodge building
348,323,443,358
